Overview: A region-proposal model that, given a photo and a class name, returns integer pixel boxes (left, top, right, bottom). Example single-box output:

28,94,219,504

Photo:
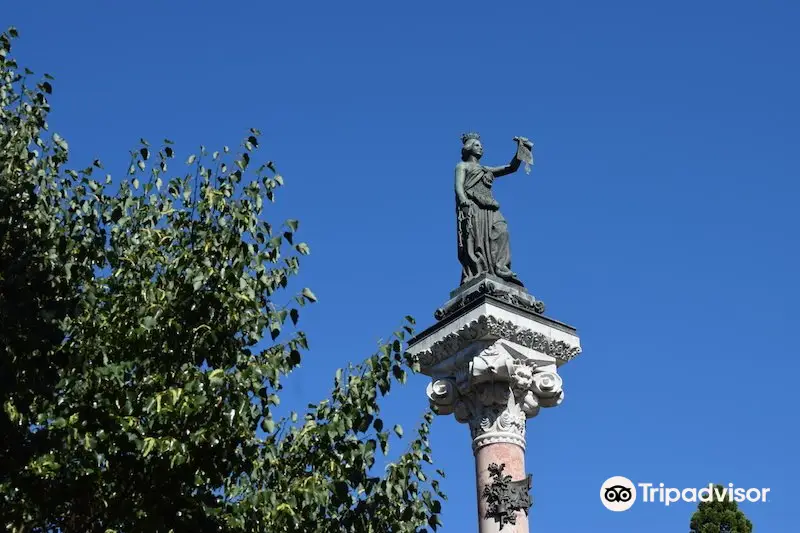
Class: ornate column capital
425,338,565,452
407,291,581,454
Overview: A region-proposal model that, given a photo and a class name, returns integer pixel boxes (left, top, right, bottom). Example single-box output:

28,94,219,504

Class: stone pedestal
407,275,581,532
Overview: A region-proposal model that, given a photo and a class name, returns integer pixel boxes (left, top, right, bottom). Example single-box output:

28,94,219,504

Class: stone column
407,275,581,533
475,442,527,532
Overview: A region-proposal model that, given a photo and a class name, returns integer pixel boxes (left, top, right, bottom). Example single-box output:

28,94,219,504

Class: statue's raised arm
486,137,534,177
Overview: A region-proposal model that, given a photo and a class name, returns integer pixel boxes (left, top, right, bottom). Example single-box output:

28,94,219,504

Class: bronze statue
455,133,533,287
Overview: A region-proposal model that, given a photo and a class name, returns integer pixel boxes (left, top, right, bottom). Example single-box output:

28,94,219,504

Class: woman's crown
461,132,480,144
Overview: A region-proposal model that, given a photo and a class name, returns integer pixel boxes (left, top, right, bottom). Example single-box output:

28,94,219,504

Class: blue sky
6,1,799,531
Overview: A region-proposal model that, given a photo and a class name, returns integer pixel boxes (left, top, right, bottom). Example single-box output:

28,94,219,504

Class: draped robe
456,163,520,286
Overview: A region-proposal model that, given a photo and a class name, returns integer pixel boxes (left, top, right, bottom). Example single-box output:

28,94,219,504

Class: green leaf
302,287,317,302
392,365,407,384
270,322,281,340
142,438,155,457
53,133,68,151
208,368,224,385
394,424,403,437
261,418,275,433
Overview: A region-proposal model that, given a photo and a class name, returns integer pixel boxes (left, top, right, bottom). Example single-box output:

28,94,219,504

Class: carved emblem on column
482,462,533,529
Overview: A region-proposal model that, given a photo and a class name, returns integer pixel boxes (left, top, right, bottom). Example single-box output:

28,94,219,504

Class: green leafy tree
689,485,753,533
0,28,444,532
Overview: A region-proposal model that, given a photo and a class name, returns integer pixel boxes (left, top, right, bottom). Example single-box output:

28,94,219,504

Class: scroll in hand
513,136,534,174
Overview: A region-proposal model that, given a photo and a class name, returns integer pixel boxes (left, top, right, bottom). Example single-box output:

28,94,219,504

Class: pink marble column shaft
475,442,528,533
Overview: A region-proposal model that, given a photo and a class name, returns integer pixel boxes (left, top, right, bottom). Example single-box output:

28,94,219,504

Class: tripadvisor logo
600,477,771,511
600,476,636,512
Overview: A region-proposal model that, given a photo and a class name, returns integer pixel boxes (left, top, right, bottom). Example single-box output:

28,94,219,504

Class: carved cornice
435,279,545,321
416,315,581,369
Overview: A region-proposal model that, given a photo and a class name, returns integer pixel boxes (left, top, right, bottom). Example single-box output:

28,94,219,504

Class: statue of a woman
455,133,533,287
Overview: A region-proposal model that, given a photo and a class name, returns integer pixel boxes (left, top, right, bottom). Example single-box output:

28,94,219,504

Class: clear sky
6,1,799,531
